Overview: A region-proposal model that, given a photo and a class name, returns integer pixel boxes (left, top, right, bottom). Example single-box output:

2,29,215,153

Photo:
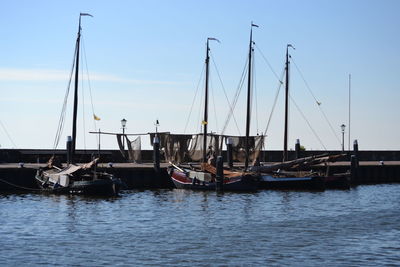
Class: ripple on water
0,185,400,266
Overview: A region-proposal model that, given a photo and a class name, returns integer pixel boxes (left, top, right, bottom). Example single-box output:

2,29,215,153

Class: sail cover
150,133,264,164
187,134,222,161
150,133,192,163
116,134,142,162
224,135,264,163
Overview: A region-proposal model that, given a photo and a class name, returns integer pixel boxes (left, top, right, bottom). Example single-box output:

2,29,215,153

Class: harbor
1,1,400,266
1,148,400,191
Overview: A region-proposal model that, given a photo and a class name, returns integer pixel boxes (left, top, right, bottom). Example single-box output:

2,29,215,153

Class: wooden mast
202,39,210,163
245,23,257,170
283,44,294,162
71,13,92,163
202,37,219,164
283,45,289,162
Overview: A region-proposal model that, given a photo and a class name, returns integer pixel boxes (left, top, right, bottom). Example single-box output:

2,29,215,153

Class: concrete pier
1,161,400,191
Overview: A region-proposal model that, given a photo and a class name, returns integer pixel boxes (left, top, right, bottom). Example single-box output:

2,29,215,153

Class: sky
0,0,399,151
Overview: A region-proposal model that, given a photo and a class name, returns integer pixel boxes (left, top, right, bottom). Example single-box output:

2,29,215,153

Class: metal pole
348,74,351,151
342,130,344,152
122,127,125,150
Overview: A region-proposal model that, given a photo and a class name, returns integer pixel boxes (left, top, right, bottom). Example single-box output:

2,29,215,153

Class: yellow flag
202,120,208,125
93,114,101,121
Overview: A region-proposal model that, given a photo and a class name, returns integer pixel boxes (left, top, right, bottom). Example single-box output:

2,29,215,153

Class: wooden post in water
295,139,301,159
353,139,359,160
216,156,224,192
66,136,72,164
153,135,160,174
226,137,233,169
351,140,359,184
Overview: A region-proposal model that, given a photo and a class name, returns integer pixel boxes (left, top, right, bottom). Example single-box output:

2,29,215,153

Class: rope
210,53,241,135
255,44,283,84
53,42,77,150
0,119,17,148
291,58,341,145
0,178,42,191
253,56,259,134
183,64,205,133
82,36,99,136
209,77,219,132
221,56,249,135
289,95,327,150
80,50,87,151
263,66,285,135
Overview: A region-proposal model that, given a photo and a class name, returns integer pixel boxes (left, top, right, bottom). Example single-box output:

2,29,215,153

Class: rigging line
197,78,205,134
53,42,77,150
255,44,283,83
289,94,327,151
263,66,285,136
221,56,249,135
183,63,205,133
0,119,17,148
209,52,241,134
80,52,87,151
0,178,43,191
209,76,219,133
81,37,98,132
291,58,341,145
253,56,259,134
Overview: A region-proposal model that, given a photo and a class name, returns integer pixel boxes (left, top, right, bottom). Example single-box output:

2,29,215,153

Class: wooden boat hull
259,174,325,190
35,170,122,196
169,167,258,192
324,173,351,189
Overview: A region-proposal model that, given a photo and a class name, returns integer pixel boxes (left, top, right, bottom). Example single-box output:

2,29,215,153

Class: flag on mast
93,114,101,121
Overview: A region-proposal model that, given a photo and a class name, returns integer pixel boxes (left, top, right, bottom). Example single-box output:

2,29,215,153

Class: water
1,184,400,266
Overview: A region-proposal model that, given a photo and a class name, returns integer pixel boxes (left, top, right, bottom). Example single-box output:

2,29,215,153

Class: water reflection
1,185,400,266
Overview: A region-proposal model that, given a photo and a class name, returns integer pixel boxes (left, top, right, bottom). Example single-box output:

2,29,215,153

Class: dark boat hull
169,167,258,192
35,170,122,196
324,173,351,189
259,174,325,190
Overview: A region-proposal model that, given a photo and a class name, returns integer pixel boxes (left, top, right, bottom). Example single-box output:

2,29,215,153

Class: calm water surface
1,184,400,266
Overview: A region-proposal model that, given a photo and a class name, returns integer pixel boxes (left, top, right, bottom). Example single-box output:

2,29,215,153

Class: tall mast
283,45,289,162
348,73,351,151
245,23,258,170
202,39,210,163
71,13,92,163
283,44,294,162
202,37,219,163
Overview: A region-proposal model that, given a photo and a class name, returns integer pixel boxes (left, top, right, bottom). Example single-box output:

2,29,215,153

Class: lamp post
121,118,127,150
341,124,346,152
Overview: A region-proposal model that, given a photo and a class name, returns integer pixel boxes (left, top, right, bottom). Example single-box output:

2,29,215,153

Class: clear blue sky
1,0,399,151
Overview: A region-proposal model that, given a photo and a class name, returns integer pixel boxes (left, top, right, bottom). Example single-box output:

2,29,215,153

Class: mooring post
66,136,72,164
350,155,359,184
350,139,359,184
295,139,301,159
153,135,160,174
353,139,359,159
226,137,233,169
216,155,224,192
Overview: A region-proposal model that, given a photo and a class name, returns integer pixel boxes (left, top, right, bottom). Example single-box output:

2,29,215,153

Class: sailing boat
168,28,261,191
35,13,122,196
255,44,325,189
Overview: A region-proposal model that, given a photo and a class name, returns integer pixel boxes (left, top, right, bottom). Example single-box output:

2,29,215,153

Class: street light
121,118,127,149
341,124,346,152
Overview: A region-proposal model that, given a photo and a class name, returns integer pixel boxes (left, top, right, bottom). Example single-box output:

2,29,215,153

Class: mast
202,37,219,163
245,23,258,170
283,44,294,162
348,73,351,151
283,45,289,162
71,13,92,163
202,39,210,163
